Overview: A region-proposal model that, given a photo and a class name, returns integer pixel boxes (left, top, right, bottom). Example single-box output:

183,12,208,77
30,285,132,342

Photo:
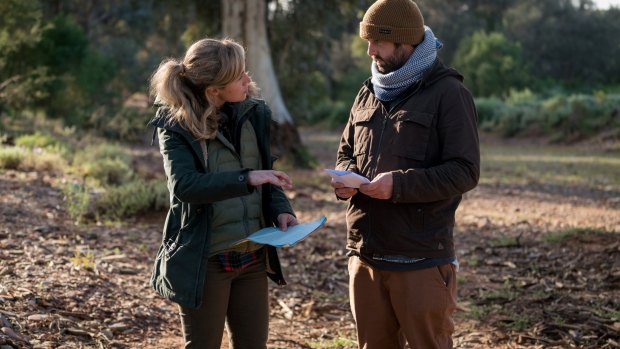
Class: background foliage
1,0,619,137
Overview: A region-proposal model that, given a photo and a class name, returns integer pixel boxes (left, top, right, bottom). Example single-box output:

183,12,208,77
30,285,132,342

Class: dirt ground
0,129,618,349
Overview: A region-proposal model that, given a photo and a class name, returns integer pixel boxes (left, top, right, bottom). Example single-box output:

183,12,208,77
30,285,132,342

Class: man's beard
373,46,411,74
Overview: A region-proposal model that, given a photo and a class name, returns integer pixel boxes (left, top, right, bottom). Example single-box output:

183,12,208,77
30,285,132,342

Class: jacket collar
363,59,463,95
149,98,260,135
149,99,261,170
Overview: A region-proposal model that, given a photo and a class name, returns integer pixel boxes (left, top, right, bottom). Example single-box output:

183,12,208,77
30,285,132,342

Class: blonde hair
149,38,258,140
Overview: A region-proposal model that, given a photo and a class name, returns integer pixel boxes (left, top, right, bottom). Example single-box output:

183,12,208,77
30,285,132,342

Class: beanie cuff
360,22,425,45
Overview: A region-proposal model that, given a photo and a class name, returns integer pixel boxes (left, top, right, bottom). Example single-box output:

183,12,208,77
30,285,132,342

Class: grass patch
309,332,357,349
480,142,620,191
461,255,479,267
69,247,96,270
468,304,491,320
543,227,609,243
591,301,620,320
62,182,91,224
478,283,521,303
488,235,521,248
503,315,531,331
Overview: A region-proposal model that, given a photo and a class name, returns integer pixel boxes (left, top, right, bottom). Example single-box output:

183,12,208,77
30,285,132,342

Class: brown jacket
337,60,479,260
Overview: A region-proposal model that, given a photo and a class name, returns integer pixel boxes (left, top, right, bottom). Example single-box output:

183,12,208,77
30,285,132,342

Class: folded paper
325,169,370,188
234,216,327,248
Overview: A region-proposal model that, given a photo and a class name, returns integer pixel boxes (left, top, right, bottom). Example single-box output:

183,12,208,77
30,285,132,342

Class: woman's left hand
277,213,298,231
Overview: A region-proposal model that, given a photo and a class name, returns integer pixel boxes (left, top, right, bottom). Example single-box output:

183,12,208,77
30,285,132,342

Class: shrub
72,143,134,186
475,92,620,140
87,103,151,143
14,132,68,155
474,97,504,130
15,132,59,148
92,180,168,220
62,181,91,223
19,149,68,173
309,98,351,128
453,31,529,97
76,157,133,187
0,146,24,169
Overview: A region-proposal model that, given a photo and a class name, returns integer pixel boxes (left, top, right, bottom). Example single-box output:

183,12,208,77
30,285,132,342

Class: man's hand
359,172,393,200
331,180,358,199
277,213,298,231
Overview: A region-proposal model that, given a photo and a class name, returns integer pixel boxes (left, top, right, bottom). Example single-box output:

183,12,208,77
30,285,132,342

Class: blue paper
235,216,327,248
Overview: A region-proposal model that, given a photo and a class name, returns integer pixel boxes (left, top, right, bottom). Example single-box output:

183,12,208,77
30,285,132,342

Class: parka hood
148,98,263,146
148,98,262,130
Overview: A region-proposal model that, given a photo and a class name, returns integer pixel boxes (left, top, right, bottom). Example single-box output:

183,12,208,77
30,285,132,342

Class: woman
148,38,297,349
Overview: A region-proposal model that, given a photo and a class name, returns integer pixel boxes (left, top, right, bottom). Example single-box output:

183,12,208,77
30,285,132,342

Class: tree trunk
222,0,306,165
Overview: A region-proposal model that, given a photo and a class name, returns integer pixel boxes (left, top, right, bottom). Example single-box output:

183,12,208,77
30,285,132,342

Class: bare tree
222,0,305,163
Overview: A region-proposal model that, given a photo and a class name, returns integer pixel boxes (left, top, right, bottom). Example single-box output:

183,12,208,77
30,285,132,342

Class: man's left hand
359,172,393,200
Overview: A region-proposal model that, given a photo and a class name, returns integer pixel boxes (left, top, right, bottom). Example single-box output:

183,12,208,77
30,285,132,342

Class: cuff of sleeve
391,171,403,203
240,168,254,193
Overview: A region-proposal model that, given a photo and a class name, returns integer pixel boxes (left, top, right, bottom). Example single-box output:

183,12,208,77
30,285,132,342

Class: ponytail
150,38,250,140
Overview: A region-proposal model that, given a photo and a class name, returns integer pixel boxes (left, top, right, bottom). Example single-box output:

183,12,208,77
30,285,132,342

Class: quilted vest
206,121,263,255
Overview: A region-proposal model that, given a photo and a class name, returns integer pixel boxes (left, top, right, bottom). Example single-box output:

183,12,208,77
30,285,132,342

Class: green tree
0,0,49,112
503,0,620,87
453,31,528,97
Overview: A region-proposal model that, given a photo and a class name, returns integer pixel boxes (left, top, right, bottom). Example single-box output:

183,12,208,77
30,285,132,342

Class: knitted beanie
360,0,425,45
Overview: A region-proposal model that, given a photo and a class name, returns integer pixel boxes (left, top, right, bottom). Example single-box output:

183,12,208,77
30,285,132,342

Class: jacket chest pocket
392,110,435,161
352,108,378,157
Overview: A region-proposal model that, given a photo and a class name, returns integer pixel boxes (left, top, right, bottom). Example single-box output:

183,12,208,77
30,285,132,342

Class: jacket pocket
163,202,195,259
352,107,377,157
392,110,435,161
163,229,184,260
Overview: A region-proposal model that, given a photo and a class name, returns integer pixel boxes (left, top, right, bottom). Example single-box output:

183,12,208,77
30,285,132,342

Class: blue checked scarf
371,26,443,102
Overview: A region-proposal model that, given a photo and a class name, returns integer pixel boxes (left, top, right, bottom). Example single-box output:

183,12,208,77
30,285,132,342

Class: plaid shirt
216,248,263,272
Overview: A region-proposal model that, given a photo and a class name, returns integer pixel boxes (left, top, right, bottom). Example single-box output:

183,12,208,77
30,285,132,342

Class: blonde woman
149,38,297,349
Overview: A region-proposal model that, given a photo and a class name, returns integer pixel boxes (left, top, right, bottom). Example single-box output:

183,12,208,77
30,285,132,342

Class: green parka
149,98,294,309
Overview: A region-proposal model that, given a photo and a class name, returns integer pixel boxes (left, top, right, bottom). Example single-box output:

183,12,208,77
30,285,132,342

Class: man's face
367,40,414,74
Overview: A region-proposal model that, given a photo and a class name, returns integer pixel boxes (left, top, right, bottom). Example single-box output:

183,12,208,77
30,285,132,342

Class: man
332,0,480,348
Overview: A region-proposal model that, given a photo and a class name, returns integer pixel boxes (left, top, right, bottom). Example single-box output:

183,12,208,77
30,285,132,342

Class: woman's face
209,71,251,107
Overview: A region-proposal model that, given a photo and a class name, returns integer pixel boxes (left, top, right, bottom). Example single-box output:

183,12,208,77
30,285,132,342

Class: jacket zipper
372,113,389,180
371,80,422,179
363,80,425,256
234,107,252,238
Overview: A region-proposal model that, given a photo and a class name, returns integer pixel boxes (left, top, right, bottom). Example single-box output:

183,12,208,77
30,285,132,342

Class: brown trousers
348,256,457,349
178,257,269,349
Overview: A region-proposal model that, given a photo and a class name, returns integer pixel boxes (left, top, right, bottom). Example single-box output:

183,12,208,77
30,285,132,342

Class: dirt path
0,129,618,348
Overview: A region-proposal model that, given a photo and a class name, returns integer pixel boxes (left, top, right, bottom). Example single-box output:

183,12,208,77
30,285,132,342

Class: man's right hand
331,180,358,199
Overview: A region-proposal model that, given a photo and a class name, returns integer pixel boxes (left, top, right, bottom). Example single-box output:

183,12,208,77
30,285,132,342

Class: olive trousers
178,257,269,349
348,256,457,349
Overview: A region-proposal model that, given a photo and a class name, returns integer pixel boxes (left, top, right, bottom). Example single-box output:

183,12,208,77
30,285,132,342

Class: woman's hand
277,213,298,231
248,170,293,189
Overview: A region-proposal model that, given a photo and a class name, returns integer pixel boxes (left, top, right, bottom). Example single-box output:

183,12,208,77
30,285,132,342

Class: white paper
325,169,370,188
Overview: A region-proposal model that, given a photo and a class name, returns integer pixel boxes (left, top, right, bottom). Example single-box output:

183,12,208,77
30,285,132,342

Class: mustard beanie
360,0,425,45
